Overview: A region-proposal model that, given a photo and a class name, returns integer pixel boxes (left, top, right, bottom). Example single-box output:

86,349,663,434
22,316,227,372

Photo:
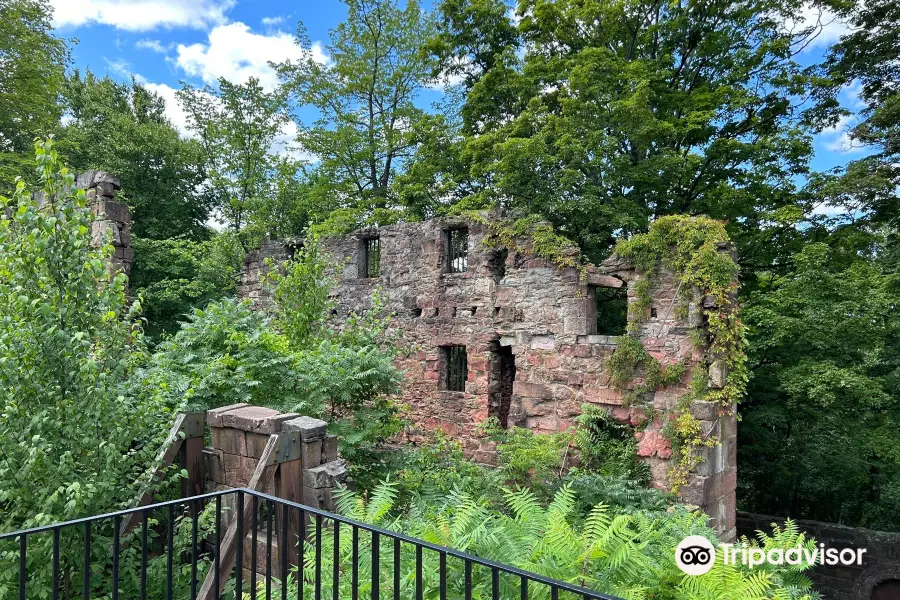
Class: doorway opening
489,342,516,428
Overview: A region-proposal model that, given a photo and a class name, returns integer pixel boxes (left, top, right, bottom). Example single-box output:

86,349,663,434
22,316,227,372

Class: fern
294,482,819,600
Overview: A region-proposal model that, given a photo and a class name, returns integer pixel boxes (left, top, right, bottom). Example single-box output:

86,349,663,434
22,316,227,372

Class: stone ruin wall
239,216,738,539
738,512,900,600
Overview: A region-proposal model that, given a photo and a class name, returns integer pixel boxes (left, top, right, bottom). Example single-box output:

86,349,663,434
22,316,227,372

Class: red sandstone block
207,403,251,427
585,387,623,405
211,427,247,456
222,453,255,487
636,430,672,459
515,382,550,398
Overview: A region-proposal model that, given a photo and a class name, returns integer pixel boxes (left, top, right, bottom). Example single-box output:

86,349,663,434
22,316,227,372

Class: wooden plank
181,436,206,498
119,414,188,536
275,459,302,568
197,435,280,600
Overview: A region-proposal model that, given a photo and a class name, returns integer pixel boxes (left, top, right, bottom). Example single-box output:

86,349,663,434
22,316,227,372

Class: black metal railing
0,488,622,600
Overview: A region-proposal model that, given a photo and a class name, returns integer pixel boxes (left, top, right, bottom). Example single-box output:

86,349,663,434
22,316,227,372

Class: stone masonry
77,170,134,279
738,511,900,600
204,404,347,574
239,215,739,539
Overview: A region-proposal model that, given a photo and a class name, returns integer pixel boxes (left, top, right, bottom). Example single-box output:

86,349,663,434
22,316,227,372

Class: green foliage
470,213,587,277
130,234,243,339
143,235,404,484
483,418,573,495
263,233,334,348
303,481,820,600
388,431,500,508
275,0,438,227
140,298,305,412
740,242,900,530
59,70,210,240
0,140,172,595
178,77,292,242
422,0,837,263
608,216,747,492
0,0,68,189
573,405,649,482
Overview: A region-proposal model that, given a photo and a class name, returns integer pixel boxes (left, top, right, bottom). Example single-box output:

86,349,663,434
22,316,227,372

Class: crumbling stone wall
77,170,133,278
239,216,738,538
738,512,900,600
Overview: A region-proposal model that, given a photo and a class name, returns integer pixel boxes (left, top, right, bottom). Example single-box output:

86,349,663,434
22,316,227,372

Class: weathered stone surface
207,403,251,428
238,215,739,538
79,172,132,282
300,438,322,469
282,416,328,440
708,360,727,389
303,459,348,489
215,405,299,434
586,273,624,288
319,436,337,465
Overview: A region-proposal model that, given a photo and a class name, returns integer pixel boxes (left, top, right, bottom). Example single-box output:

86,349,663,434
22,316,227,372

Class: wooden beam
120,413,190,536
197,435,280,600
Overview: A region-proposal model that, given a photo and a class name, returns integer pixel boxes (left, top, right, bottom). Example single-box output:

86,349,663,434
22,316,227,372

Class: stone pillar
76,170,133,279
205,404,348,575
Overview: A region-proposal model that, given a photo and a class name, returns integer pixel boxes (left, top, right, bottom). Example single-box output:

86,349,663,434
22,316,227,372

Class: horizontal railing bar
0,489,231,540
240,489,619,600
1,486,620,600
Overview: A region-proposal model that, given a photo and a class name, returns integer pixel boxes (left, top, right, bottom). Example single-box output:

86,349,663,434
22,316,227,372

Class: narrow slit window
442,345,468,392
363,237,380,278
446,228,468,273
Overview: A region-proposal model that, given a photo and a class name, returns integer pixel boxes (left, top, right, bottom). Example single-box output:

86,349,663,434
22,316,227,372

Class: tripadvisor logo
675,536,716,575
675,535,868,576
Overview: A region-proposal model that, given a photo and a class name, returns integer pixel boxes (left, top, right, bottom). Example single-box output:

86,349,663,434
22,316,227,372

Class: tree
421,0,839,263
0,0,68,188
739,242,900,530
0,140,171,592
275,0,439,230
178,77,291,242
60,70,210,240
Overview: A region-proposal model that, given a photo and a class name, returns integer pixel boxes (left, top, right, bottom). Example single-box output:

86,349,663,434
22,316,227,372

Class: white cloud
783,4,852,51
261,16,285,27
273,121,318,164
143,82,192,137
174,22,328,91
50,0,235,31
104,58,132,79
819,114,864,154
136,39,168,53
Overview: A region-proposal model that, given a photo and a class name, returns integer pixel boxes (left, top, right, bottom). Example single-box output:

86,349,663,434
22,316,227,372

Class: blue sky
50,0,866,179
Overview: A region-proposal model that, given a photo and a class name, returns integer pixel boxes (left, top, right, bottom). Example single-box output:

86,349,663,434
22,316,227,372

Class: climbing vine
466,212,590,279
609,215,748,494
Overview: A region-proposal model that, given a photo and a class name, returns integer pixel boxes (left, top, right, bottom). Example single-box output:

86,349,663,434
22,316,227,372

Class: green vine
608,215,748,494
466,212,590,280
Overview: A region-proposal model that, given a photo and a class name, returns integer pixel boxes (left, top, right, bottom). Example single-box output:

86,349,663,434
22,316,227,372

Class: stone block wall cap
207,403,251,427
77,170,121,190
586,273,624,288
283,416,329,440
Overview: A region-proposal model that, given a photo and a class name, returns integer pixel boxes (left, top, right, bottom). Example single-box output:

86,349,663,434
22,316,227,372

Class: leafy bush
284,481,820,600
130,234,243,339
0,140,174,596
142,234,404,484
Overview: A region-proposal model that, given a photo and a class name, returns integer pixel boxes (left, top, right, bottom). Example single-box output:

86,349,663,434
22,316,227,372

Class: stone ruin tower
77,170,133,279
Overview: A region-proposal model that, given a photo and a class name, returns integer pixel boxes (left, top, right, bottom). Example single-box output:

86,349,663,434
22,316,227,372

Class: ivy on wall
464,211,748,495
611,215,748,493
